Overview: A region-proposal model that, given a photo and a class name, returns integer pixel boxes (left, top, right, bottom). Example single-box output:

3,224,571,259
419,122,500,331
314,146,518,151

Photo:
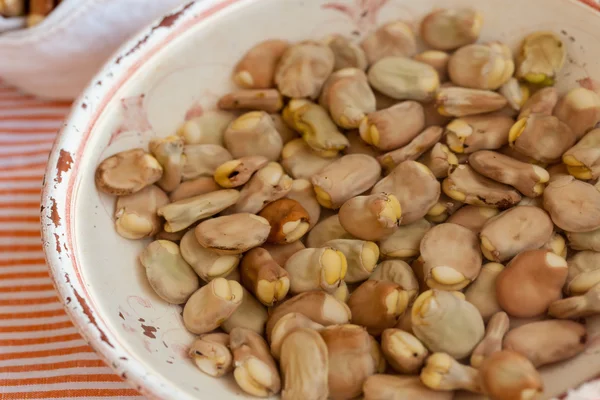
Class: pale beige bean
420,223,482,290
183,278,243,334
284,247,347,294
240,247,290,307
275,41,335,99
445,113,514,154
479,206,554,262
496,249,568,318
414,51,450,82
348,280,409,335
180,230,240,282
195,213,271,255
169,177,220,202
448,42,514,90
435,87,507,117
446,205,499,234
221,287,268,335
344,130,383,157
361,21,417,64
469,150,549,197
465,263,504,322
443,165,522,208
417,143,458,179
281,138,339,180
312,154,381,209
258,199,310,244
283,99,349,156
420,353,481,392
213,156,268,188
554,87,600,139
425,194,463,224
325,239,379,283
412,290,484,359
567,227,600,252
543,175,600,232
367,57,439,102
149,136,184,192
369,260,419,304
230,327,281,397
548,282,600,319
323,34,368,71
306,214,353,248
516,31,565,86
508,114,577,164
218,89,283,113
420,8,483,51
223,111,283,161
269,313,324,360
564,251,600,296
363,375,453,400
321,324,379,399
228,162,292,215
286,179,320,229
319,68,376,129
338,193,402,241
115,185,168,240
470,311,510,368
378,219,431,259
177,110,236,145
381,329,428,374
377,126,444,172
95,149,162,195
262,241,305,267
139,240,200,304
280,328,329,400
503,320,587,367
479,351,543,400
519,86,558,119
270,113,298,144
372,161,440,224
189,333,232,378
233,39,289,89
563,128,600,180
359,101,425,151
181,144,232,181
158,189,240,232
500,77,529,111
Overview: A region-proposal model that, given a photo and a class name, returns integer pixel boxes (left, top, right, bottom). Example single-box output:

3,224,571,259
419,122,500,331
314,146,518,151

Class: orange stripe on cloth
0,284,54,293
0,271,49,280
0,359,108,373
0,345,94,361
0,389,141,399
0,308,65,320
0,374,125,386
0,215,41,223
0,333,81,346
0,83,141,397
0,230,41,237
0,244,43,252
0,321,72,333
0,258,47,267
0,202,40,209
0,296,59,306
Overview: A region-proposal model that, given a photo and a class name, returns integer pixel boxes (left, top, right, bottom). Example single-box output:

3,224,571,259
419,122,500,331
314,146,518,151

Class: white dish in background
41,0,600,399
0,0,188,99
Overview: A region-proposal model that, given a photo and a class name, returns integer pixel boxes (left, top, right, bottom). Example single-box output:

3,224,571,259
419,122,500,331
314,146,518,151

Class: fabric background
0,82,143,399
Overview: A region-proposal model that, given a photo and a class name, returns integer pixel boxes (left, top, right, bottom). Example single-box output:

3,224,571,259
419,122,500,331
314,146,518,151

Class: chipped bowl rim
40,1,247,399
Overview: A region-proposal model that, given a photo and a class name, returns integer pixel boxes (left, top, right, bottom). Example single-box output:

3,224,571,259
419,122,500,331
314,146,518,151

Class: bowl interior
45,0,600,399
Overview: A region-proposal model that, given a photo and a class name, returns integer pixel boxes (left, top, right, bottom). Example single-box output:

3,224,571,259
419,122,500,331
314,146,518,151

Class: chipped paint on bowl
41,0,600,399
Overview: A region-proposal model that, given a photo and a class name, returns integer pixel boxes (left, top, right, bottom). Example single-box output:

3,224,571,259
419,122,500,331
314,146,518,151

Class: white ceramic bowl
41,0,600,399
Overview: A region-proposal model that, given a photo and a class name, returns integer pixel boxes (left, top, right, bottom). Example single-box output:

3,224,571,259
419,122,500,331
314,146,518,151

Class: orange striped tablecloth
0,83,144,399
